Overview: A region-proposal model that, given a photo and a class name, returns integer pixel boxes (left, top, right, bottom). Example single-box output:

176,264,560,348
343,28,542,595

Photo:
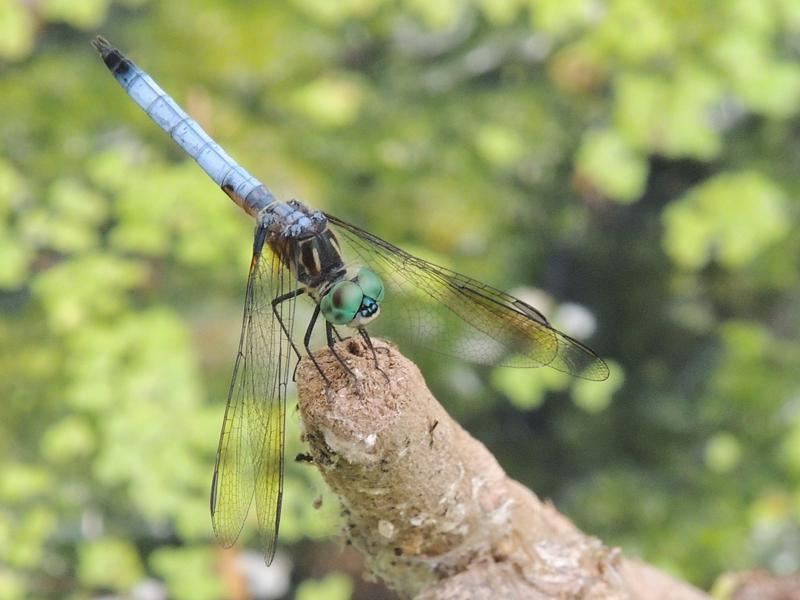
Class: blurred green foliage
296,573,353,600
1,0,799,598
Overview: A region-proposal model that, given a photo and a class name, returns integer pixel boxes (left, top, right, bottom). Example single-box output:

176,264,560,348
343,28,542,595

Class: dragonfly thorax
264,200,346,289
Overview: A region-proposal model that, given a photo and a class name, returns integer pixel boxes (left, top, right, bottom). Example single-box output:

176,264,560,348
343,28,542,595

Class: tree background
1,1,799,598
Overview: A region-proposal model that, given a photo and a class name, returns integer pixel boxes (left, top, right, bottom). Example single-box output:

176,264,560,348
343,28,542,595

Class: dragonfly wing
327,215,609,381
210,242,295,564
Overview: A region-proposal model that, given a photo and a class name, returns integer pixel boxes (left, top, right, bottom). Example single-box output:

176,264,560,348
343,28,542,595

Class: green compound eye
320,280,363,325
356,267,385,302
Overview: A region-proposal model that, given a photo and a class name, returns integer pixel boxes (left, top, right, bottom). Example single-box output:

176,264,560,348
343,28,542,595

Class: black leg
359,328,390,383
272,288,305,365
326,321,357,380
298,304,330,385
331,326,346,342
273,287,334,385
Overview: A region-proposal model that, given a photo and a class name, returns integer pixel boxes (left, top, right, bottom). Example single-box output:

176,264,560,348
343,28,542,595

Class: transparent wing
327,215,609,381
210,235,296,564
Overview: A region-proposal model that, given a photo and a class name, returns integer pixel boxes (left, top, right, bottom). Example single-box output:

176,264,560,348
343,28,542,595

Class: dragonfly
92,36,609,564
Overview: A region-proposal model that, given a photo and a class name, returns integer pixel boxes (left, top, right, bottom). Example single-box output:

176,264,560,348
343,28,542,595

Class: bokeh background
2,1,800,598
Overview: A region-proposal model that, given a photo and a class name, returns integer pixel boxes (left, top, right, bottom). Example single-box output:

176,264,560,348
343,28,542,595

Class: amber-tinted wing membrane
327,215,609,381
210,239,295,564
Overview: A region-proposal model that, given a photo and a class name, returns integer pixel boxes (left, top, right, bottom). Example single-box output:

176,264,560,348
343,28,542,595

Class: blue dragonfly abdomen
92,37,276,219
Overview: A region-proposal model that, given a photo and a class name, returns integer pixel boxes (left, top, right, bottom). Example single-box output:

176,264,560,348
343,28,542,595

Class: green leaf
32,253,147,332
405,0,463,29
575,129,648,202
0,570,25,600
290,0,380,24
0,230,31,289
615,69,722,159
531,0,595,37
150,547,224,600
704,432,742,474
593,0,674,64
662,171,789,270
710,29,800,117
781,422,800,475
571,361,624,413
491,364,569,410
0,1,35,60
474,124,526,169
40,417,96,464
77,537,144,592
291,74,367,128
4,507,57,569
86,146,140,193
296,572,353,600
741,62,800,118
65,309,210,525
0,157,26,215
478,0,524,26
0,464,52,503
41,0,110,29
19,178,107,253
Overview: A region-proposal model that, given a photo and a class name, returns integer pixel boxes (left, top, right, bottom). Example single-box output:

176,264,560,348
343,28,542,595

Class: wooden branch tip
296,337,707,600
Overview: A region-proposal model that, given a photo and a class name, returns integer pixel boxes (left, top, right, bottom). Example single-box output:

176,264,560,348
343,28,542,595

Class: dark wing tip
582,357,611,381
211,520,242,550
209,468,219,516
553,331,611,381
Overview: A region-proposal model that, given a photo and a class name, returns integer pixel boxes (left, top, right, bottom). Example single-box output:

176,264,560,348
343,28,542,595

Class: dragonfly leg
331,326,347,342
359,328,390,383
326,321,357,381
299,304,331,385
271,288,308,380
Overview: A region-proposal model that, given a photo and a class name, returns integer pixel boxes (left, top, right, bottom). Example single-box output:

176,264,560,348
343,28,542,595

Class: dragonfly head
320,267,385,327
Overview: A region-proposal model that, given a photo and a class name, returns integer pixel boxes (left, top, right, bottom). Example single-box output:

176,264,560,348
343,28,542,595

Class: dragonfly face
319,267,385,327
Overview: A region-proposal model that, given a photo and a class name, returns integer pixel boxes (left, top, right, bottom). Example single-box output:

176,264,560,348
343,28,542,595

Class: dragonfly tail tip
91,35,113,58
90,36,129,74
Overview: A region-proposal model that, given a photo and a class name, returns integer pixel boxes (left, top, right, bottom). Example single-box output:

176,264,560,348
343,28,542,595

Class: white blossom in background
238,551,291,600
131,578,167,600
510,287,598,340
510,287,554,319
554,302,597,340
